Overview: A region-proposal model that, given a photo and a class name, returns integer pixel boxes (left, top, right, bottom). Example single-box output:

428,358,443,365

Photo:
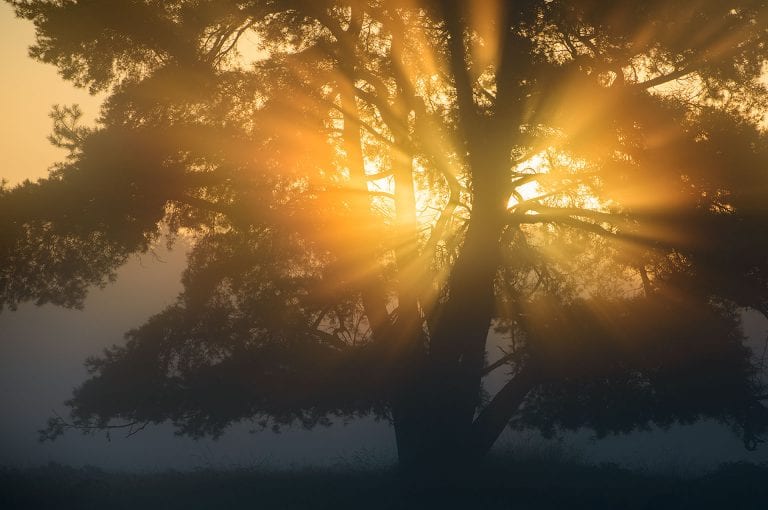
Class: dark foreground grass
1,457,766,510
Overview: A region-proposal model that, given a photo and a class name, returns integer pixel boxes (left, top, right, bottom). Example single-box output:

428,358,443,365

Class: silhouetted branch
516,213,618,238
521,205,622,224
352,84,410,141
321,95,398,149
41,411,150,442
470,365,538,458
481,351,518,377
633,66,697,91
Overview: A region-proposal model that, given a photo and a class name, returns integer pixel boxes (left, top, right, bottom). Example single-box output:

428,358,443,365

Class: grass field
1,456,766,509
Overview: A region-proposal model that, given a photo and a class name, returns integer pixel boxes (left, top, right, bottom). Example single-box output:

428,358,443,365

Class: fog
1,241,766,472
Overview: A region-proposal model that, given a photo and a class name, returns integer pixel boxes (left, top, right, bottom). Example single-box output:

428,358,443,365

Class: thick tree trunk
392,362,538,483
389,137,530,479
392,204,515,480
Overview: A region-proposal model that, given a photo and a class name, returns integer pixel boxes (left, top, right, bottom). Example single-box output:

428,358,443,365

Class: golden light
507,154,547,209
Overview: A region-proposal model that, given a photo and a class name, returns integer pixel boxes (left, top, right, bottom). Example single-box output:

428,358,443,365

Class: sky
0,4,99,186
1,3,768,473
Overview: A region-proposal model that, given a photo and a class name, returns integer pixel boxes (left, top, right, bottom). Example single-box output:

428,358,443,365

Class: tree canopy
3,0,768,469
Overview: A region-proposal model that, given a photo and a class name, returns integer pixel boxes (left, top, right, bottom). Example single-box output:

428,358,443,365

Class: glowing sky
0,2,100,186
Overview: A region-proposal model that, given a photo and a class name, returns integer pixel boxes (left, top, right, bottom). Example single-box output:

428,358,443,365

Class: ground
2,455,766,509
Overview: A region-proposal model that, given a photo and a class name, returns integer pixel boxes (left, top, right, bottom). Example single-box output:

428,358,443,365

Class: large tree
4,0,768,475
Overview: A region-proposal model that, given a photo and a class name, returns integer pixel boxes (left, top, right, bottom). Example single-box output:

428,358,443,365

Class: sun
507,153,547,209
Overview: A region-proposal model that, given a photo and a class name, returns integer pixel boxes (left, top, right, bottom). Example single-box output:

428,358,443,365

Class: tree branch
470,365,538,458
319,94,398,149
481,351,518,377
633,66,697,91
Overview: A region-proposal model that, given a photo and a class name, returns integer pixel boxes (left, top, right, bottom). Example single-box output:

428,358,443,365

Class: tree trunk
390,133,531,480
392,361,538,484
392,209,513,481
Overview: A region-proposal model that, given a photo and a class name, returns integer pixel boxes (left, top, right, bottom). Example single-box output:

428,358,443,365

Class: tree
3,0,768,476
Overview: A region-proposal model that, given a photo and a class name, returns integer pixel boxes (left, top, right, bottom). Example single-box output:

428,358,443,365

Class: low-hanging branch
40,411,151,442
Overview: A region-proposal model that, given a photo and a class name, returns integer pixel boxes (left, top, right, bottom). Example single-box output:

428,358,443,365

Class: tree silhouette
3,0,768,476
